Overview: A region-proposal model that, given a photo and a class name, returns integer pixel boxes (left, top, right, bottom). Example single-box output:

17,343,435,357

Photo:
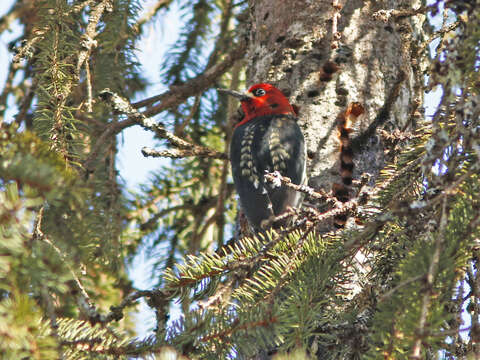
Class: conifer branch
174,95,201,137
33,207,64,357
40,285,64,359
141,146,227,160
197,276,236,310
378,129,416,143
204,0,234,68
60,339,135,357
133,0,172,33
264,171,369,229
73,0,112,113
76,287,174,327
200,317,277,343
264,171,339,205
167,225,303,292
12,1,99,63
103,289,173,324
31,205,135,332
264,224,314,304
411,197,448,359
419,20,460,56
351,69,407,151
137,204,189,231
378,274,426,303
133,40,246,112
61,338,174,358
32,207,100,323
87,89,228,170
310,201,357,225
372,157,422,200
76,0,112,75
87,41,245,169
12,27,48,63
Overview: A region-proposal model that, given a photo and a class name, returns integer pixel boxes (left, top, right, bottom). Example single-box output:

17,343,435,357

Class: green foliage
0,294,58,360
0,123,79,198
126,0,242,282
369,172,479,358
1,0,479,358
160,229,354,358
33,0,82,158
0,132,66,358
94,0,145,97
58,318,132,360
0,0,146,356
0,123,132,357
162,0,215,85
128,155,236,286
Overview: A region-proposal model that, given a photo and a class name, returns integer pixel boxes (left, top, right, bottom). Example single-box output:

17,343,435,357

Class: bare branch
264,171,339,206
141,146,227,160
84,41,245,171
419,20,460,57
373,7,428,23
133,40,246,112
331,1,342,49
87,89,227,167
133,0,173,33
76,0,112,75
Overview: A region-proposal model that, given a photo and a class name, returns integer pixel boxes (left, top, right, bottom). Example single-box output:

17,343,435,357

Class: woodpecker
219,84,306,231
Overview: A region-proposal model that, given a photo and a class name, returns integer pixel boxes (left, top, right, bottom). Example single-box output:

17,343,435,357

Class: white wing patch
239,124,260,189
269,119,288,172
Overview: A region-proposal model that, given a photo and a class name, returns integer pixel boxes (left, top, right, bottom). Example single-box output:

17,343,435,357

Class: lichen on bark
246,0,425,228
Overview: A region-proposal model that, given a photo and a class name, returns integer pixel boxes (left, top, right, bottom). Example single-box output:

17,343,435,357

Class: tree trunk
245,0,425,358
246,0,424,225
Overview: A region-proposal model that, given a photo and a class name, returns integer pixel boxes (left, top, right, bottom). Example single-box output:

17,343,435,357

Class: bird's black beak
217,88,252,102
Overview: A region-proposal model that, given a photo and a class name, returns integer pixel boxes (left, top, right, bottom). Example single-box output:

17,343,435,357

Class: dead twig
264,171,339,206
373,7,428,23
141,146,227,160
133,41,246,112
331,1,342,49
84,41,245,170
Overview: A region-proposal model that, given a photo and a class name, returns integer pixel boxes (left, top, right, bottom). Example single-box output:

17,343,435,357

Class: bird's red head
218,83,296,127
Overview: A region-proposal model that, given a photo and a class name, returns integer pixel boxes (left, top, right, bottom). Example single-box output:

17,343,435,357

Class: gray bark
245,0,426,358
246,0,424,227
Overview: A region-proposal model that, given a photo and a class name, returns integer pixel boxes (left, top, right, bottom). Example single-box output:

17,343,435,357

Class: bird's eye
253,88,266,97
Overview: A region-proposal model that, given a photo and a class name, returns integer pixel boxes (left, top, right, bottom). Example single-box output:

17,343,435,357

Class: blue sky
0,0,177,188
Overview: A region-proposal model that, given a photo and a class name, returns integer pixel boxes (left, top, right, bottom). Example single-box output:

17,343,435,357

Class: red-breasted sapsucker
219,84,306,231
